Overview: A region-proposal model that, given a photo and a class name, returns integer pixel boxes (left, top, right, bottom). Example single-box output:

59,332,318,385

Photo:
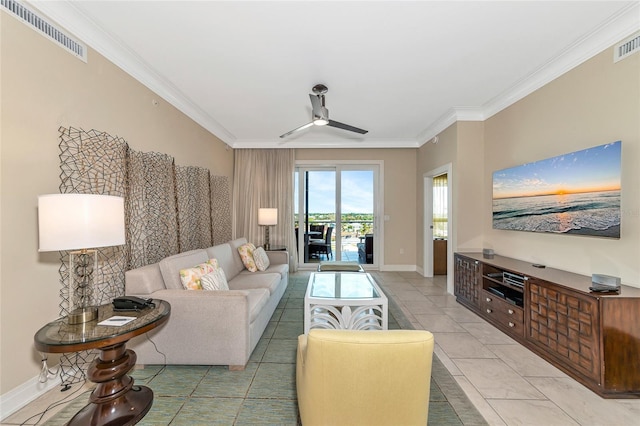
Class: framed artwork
492,141,621,238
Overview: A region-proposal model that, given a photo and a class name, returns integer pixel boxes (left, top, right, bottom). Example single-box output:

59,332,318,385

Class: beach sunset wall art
492,141,621,238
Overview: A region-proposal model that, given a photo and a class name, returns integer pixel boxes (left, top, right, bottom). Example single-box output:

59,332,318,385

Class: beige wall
415,39,639,289
415,122,484,271
484,44,639,284
0,14,233,394
295,149,417,266
415,37,639,286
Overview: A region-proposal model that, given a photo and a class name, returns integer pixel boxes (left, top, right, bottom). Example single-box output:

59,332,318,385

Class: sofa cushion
125,263,165,295
180,259,217,290
159,249,209,290
253,247,271,271
247,288,270,323
254,262,288,278
238,242,258,272
229,238,250,273
201,267,229,291
206,244,242,280
231,272,281,295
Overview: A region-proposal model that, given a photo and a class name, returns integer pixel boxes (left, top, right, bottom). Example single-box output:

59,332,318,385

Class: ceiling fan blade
309,94,322,116
279,122,314,138
327,120,368,134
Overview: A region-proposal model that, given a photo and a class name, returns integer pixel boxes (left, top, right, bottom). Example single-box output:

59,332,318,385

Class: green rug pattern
43,272,487,425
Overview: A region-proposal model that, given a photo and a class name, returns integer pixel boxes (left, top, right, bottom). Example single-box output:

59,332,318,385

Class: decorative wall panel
175,165,212,251
127,151,179,268
56,126,229,387
211,175,232,245
58,127,128,309
57,126,128,386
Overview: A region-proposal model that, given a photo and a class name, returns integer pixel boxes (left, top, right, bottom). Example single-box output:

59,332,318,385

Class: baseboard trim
0,369,61,420
379,264,417,272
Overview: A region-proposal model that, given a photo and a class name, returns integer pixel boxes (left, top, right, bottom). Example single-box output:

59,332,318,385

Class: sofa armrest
266,250,288,265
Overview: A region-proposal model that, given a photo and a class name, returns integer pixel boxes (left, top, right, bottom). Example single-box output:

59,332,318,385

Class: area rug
40,271,487,425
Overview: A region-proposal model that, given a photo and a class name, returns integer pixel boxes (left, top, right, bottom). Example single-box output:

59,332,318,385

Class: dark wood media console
454,252,640,398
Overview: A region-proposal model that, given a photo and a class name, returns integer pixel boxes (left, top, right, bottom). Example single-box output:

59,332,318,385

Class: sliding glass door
295,164,379,268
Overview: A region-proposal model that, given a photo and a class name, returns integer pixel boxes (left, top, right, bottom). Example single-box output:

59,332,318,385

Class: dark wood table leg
66,342,153,426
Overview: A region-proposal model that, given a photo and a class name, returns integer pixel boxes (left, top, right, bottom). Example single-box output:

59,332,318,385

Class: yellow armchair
296,329,435,426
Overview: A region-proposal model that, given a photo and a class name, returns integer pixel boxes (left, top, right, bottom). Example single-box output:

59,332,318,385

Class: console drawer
481,289,524,336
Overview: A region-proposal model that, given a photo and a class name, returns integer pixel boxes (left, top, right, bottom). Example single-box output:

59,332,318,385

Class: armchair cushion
297,329,434,426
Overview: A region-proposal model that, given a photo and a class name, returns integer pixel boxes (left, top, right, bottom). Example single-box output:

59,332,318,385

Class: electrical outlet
400,248,405,254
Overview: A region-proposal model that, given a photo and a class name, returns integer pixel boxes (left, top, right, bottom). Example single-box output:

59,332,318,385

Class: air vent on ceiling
614,33,640,63
1,0,87,62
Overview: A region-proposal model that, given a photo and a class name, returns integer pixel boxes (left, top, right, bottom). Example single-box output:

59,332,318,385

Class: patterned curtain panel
211,175,233,245
127,150,179,268
175,165,213,251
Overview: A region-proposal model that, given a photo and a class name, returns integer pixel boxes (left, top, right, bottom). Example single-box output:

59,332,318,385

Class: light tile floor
370,271,640,426
5,270,640,425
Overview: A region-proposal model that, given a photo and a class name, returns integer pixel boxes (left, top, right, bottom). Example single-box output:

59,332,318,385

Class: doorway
295,164,380,269
424,163,454,294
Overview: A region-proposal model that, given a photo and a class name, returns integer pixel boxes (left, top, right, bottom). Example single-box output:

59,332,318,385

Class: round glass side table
34,300,170,425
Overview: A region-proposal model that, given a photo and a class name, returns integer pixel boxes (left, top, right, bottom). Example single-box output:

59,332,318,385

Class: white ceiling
33,1,640,149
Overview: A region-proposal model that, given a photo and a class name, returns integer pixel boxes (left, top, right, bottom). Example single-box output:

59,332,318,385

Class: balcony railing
295,220,374,264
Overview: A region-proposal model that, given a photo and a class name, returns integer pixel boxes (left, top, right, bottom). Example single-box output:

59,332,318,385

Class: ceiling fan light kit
280,84,368,138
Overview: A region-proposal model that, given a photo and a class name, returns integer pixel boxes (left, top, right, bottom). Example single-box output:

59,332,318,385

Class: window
433,173,448,239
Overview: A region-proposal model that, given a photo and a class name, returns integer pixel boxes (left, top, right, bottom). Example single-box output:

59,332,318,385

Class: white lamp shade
258,208,278,226
38,194,126,252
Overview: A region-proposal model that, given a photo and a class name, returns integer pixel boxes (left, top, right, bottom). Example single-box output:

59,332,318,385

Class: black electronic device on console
589,274,621,293
112,296,154,311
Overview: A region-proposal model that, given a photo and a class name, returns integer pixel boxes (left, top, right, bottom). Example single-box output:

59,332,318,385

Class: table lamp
38,194,126,324
258,208,277,250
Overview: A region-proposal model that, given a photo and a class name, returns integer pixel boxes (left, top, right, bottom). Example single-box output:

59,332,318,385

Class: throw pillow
179,259,217,290
238,243,258,272
253,247,271,271
201,267,229,291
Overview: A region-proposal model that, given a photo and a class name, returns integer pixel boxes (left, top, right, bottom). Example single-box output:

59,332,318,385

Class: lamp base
67,306,99,324
264,226,271,251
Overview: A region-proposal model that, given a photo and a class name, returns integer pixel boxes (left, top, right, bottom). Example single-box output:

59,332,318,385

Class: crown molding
481,2,640,121
416,2,640,148
233,138,421,149
30,1,236,145
29,1,640,150
416,107,484,147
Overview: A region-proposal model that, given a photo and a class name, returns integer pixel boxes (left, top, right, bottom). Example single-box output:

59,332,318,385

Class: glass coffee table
304,272,388,333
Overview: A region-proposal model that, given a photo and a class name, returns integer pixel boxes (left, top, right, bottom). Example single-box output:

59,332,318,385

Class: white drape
233,149,297,271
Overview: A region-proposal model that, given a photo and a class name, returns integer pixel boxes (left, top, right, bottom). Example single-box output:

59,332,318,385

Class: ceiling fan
279,84,368,138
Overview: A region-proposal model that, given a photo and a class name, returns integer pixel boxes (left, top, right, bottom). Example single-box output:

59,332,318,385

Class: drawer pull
486,309,492,314
486,297,492,302
508,309,514,315
508,322,515,327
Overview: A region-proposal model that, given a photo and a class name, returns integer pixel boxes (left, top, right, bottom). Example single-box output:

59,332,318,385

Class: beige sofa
124,238,288,370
